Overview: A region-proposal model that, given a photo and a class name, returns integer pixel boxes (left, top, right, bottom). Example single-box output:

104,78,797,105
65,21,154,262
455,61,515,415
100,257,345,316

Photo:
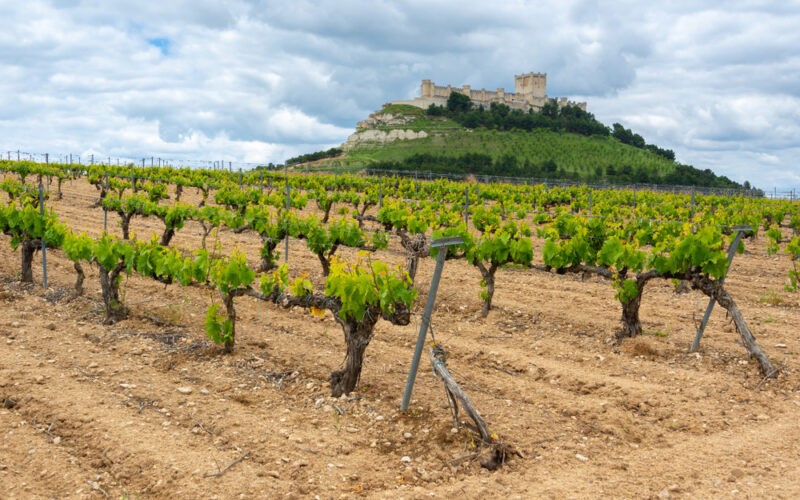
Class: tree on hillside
446,92,472,114
541,100,559,119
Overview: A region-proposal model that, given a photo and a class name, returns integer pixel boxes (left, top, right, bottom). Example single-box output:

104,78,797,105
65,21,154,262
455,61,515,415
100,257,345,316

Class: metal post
400,237,464,411
690,225,751,352
378,177,383,210
284,181,290,263
464,186,469,226
39,182,48,289
690,189,696,220
104,174,108,231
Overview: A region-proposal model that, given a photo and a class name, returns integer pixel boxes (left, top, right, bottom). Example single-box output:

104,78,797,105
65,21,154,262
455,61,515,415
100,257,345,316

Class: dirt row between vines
1,177,799,499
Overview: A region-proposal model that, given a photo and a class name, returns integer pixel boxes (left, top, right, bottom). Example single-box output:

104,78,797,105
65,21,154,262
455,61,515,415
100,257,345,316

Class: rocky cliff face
343,128,428,151
342,112,428,151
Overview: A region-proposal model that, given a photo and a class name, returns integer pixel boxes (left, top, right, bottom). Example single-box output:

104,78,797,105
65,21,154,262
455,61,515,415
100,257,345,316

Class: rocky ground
1,177,799,499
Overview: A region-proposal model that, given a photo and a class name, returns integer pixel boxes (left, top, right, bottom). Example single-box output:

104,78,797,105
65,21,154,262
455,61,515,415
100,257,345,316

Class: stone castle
393,72,586,112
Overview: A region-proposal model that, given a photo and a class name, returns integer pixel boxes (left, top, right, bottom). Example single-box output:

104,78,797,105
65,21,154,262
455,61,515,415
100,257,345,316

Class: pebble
199,388,209,395
775,343,787,349
177,387,193,395
266,470,280,478
34,375,45,384
575,453,589,462
400,456,412,463
119,383,136,389
403,432,413,439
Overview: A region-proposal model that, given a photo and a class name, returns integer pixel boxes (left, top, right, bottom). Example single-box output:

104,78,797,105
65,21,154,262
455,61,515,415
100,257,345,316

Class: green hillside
346,128,677,178
295,100,744,188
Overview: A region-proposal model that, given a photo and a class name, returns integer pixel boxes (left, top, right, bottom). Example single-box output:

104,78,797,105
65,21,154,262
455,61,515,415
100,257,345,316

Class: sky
1,1,799,191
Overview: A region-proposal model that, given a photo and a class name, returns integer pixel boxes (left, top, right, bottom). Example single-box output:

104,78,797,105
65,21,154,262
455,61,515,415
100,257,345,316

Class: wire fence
3,149,798,201
365,169,798,200
2,150,265,172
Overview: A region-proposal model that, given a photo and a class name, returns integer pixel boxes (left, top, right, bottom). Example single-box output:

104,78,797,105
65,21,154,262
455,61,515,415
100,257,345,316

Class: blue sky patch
147,37,171,56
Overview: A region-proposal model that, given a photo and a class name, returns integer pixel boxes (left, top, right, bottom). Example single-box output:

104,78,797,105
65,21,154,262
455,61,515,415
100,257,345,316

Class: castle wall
394,73,586,112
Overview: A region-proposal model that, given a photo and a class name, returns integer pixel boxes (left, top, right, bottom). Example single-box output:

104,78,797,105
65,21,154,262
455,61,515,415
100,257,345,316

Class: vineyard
1,159,800,498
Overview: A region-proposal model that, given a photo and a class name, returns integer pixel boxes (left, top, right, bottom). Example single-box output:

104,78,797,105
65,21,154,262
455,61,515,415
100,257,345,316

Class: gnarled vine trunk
73,261,85,295
20,239,42,283
399,231,428,283
330,311,381,397
619,290,644,339
317,245,338,277
117,211,134,240
258,237,280,272
476,262,499,318
159,227,175,247
269,293,411,397
616,271,658,341
99,262,128,324
222,291,236,354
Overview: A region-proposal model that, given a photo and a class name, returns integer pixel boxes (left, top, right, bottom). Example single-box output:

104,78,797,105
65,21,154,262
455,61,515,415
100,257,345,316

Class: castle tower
514,72,547,103
421,79,434,98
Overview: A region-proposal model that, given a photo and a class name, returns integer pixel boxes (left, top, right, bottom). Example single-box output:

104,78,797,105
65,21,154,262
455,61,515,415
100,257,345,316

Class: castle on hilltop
393,72,586,112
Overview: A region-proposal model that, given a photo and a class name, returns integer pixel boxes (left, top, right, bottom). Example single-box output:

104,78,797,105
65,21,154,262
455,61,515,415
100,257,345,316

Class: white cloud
0,0,798,189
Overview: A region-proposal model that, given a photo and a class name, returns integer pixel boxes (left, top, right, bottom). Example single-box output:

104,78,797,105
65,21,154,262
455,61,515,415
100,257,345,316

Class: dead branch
429,345,491,443
204,451,251,478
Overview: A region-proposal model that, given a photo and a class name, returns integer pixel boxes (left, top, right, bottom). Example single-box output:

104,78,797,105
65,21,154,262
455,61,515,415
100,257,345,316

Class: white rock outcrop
343,129,428,151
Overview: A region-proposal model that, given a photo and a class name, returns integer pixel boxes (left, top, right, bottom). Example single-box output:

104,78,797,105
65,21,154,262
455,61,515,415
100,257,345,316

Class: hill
289,100,745,189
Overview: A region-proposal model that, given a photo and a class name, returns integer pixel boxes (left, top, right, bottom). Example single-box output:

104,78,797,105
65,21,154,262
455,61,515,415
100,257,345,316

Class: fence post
284,180,290,263
689,225,751,352
39,181,48,289
104,174,109,231
588,190,593,216
400,236,464,411
464,186,470,226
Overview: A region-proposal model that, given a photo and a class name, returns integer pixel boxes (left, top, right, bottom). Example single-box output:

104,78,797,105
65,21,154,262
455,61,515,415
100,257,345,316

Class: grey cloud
0,1,798,188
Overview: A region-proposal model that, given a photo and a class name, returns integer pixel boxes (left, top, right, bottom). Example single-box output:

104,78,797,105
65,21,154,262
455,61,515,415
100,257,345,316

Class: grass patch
343,128,678,178
758,289,785,306
376,104,425,116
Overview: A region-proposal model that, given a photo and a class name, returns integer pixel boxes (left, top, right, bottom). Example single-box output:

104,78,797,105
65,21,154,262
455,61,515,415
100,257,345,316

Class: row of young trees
427,93,610,137
369,153,746,188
